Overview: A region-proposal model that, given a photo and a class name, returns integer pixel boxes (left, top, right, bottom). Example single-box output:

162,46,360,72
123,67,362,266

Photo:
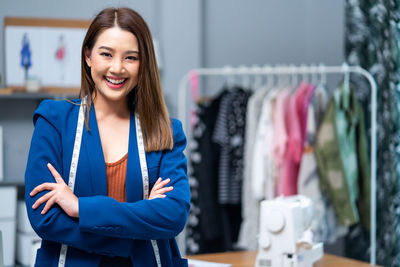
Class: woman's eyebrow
126,50,139,54
98,46,138,54
98,45,113,51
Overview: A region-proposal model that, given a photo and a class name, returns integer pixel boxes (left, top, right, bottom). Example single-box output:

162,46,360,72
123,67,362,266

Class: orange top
105,153,128,203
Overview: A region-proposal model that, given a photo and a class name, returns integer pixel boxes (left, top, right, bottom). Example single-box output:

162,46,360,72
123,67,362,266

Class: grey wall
204,0,345,67
159,0,203,116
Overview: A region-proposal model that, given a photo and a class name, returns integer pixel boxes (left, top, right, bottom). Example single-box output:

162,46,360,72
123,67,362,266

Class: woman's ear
84,47,92,67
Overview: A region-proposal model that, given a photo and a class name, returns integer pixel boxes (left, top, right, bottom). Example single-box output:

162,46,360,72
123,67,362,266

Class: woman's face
85,26,140,104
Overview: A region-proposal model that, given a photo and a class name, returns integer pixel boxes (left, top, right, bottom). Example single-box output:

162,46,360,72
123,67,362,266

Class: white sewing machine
255,195,323,267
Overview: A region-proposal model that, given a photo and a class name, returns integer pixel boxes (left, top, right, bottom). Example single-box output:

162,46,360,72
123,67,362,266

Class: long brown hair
80,7,173,151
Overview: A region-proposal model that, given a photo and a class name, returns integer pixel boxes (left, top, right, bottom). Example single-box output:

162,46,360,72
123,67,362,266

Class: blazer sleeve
78,119,191,240
25,101,133,257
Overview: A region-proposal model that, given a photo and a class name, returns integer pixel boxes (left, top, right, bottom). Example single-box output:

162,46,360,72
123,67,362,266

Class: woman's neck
92,94,130,121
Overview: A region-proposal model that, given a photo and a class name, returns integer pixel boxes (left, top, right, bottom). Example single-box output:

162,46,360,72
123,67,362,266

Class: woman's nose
110,59,124,73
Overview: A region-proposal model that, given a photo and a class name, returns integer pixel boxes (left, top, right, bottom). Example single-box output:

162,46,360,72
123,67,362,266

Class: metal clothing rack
178,64,378,265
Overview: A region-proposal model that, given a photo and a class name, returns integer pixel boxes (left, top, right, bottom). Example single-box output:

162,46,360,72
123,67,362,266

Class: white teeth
105,77,126,84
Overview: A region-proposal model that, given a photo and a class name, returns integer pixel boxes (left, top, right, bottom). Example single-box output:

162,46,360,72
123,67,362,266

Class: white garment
251,92,276,201
238,88,268,250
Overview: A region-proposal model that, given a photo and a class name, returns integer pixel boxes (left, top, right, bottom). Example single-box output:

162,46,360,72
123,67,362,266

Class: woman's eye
100,52,112,57
126,56,138,61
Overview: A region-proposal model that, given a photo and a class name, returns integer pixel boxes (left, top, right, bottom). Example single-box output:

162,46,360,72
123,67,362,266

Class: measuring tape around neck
58,98,86,267
135,113,162,267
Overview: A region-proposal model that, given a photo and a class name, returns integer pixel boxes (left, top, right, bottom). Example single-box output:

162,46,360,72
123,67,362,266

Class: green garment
315,86,370,229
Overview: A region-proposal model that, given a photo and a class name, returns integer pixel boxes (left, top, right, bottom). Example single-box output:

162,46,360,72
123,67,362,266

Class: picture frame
4,17,90,93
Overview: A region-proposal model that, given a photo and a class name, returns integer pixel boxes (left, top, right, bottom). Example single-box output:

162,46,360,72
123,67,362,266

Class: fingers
47,163,64,184
152,178,170,190
153,177,162,187
149,177,174,200
150,191,169,199
32,190,55,210
30,163,64,197
151,194,167,199
30,183,56,197
41,195,56,215
154,186,174,195
29,164,76,216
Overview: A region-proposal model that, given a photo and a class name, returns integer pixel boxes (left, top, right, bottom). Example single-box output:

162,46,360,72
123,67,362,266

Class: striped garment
105,153,128,203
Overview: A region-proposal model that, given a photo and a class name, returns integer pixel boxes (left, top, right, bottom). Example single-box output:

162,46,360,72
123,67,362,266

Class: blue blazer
25,99,190,267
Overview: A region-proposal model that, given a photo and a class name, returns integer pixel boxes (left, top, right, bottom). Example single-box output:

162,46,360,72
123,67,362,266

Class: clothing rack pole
178,64,378,265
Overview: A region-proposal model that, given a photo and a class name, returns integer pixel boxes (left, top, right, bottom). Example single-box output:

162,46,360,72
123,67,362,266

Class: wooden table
186,251,381,267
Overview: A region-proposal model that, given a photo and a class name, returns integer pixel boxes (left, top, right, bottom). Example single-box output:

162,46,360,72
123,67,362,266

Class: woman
25,7,190,267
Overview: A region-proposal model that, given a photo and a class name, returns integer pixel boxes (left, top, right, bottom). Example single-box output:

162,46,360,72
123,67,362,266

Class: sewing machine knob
259,234,271,249
267,209,285,233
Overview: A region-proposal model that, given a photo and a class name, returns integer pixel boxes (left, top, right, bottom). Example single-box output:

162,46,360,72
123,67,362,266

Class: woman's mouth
104,76,128,89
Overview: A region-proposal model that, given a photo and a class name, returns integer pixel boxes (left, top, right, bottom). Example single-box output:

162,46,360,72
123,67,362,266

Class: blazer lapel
82,104,108,196
126,113,143,203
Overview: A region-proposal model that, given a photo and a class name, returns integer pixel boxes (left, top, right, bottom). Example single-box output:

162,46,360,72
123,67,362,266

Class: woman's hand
30,163,79,218
149,178,173,200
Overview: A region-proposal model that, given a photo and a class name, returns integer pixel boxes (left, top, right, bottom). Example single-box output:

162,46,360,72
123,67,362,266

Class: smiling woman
80,7,173,152
85,27,140,105
24,7,190,267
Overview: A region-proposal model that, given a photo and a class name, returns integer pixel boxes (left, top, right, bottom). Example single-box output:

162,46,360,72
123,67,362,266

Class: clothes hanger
238,64,251,90
251,65,263,90
263,65,274,90
341,62,351,109
313,64,329,120
276,64,283,89
290,64,298,89
311,64,318,86
223,65,235,90
300,64,309,84
314,64,327,94
318,63,327,88
282,65,291,89
268,65,288,98
342,62,350,93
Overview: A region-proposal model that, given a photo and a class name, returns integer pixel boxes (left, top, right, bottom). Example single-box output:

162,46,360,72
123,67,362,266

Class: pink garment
273,89,291,196
278,93,302,196
294,82,311,148
189,70,199,129
190,70,199,100
273,90,290,166
278,83,316,196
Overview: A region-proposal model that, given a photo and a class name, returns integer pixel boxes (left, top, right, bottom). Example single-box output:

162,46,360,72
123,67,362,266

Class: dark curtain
345,0,400,265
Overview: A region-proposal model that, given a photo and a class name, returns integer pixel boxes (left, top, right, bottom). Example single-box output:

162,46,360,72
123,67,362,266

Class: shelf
0,181,24,187
0,91,78,100
0,87,79,100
